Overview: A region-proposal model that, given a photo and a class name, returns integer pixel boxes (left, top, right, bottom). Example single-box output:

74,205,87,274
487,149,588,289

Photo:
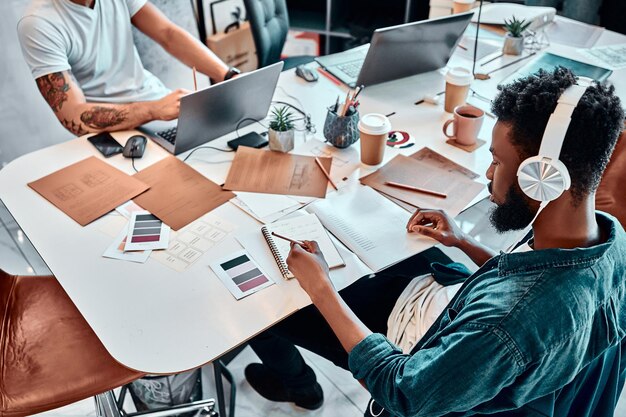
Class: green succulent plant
269,106,295,132
504,16,531,38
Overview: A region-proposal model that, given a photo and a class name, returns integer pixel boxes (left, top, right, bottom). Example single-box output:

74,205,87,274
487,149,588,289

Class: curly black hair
492,66,624,203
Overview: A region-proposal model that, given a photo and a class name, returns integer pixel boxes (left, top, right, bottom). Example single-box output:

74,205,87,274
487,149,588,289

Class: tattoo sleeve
80,106,129,129
36,71,69,112
62,119,88,136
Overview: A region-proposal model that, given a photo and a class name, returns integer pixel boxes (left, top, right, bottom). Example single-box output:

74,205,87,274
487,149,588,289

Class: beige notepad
28,156,149,226
261,213,344,279
223,147,333,198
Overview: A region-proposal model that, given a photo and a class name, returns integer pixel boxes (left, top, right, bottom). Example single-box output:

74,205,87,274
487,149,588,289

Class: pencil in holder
323,108,360,149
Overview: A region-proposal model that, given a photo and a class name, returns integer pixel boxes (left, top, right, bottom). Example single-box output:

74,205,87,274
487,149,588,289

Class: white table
1,18,624,374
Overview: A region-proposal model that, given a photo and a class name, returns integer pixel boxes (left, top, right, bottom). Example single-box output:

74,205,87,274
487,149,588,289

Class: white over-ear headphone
517,78,592,202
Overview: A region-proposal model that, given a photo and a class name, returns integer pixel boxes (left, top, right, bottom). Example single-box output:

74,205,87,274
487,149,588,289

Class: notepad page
264,213,345,269
307,185,435,272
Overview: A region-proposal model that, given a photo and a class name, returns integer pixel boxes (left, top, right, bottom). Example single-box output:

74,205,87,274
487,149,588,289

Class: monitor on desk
315,12,473,88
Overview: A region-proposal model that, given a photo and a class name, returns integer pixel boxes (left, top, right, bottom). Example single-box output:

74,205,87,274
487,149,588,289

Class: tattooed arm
35,70,188,136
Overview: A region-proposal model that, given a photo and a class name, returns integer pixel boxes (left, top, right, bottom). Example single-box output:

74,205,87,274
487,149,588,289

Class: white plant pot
268,129,295,152
503,34,524,55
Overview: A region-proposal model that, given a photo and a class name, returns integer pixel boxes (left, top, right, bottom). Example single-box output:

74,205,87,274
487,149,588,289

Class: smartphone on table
87,132,123,157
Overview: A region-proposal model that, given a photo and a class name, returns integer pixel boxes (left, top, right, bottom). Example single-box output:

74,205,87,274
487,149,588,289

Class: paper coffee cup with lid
453,0,475,13
444,67,472,113
358,113,392,165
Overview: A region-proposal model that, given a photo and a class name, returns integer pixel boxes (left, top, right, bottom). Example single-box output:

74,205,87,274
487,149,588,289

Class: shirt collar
495,212,622,277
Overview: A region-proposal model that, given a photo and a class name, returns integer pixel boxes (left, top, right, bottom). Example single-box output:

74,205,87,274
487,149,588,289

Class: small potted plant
268,106,295,152
503,16,531,56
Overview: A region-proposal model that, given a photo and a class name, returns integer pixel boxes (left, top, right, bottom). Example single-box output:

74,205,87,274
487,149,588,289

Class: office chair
0,269,217,417
243,0,315,70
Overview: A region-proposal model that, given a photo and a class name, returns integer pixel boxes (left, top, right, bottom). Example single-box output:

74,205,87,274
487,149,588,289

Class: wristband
224,66,241,81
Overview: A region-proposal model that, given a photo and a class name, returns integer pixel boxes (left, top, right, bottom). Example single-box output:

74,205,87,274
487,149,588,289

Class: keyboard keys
158,127,177,145
337,61,362,78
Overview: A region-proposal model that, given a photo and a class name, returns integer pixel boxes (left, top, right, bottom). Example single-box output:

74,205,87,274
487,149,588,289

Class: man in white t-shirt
17,0,239,135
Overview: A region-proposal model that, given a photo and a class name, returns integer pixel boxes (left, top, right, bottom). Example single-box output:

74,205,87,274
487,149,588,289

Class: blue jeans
525,0,602,24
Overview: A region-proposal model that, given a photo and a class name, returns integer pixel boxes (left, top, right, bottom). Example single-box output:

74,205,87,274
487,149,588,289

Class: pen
192,66,198,92
315,157,338,190
317,67,342,86
353,84,365,100
480,52,504,67
486,52,536,76
334,95,340,113
271,232,305,247
385,181,447,198
340,90,352,116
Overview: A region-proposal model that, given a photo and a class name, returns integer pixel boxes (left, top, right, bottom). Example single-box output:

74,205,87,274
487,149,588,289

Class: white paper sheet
235,192,302,220
579,44,626,70
307,185,436,272
103,225,152,263
151,213,236,272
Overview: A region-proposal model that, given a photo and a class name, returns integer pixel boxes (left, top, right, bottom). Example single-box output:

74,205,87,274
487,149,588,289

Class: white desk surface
1,19,625,374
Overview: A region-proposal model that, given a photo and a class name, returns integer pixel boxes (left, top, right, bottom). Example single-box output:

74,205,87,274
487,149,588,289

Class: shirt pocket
437,307,459,330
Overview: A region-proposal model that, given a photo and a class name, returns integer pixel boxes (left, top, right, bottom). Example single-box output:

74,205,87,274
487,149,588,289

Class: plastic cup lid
358,113,391,136
445,67,472,86
454,0,474,4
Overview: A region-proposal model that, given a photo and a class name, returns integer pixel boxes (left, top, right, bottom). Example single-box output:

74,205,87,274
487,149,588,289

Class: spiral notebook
261,213,345,279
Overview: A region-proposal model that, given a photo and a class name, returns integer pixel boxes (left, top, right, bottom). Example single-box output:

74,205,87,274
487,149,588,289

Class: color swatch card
103,225,152,263
210,251,274,300
124,211,170,251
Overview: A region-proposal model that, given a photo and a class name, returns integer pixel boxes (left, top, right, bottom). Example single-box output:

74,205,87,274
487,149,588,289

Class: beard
489,184,537,233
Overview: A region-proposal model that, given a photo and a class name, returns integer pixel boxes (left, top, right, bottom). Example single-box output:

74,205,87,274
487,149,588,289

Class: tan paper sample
360,152,484,217
28,156,149,226
223,147,333,198
133,156,235,231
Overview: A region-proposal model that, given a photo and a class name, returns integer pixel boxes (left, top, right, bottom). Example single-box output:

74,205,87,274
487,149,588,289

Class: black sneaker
244,363,324,410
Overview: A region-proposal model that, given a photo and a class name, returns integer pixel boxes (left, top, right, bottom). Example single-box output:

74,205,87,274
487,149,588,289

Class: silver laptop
140,62,284,155
315,12,473,88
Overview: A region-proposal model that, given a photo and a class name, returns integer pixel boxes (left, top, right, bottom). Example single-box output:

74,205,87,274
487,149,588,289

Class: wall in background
0,0,73,168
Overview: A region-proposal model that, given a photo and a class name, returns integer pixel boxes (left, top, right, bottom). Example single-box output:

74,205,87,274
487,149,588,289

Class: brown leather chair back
0,270,143,417
597,130,626,227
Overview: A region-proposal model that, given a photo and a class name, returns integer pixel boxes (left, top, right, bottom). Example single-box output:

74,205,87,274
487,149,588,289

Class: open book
260,213,345,279
307,185,437,272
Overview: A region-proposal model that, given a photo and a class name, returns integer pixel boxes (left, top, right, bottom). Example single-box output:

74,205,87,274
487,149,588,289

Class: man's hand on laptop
150,88,191,121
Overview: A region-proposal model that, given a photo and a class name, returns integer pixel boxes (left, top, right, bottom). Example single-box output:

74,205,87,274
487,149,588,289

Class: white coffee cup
444,67,472,113
358,113,392,165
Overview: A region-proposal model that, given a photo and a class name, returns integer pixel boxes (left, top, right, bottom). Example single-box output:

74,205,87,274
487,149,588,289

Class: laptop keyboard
157,127,177,145
336,60,363,78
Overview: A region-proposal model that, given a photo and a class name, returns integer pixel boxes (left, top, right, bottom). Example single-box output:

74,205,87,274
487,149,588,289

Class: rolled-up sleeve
349,324,524,417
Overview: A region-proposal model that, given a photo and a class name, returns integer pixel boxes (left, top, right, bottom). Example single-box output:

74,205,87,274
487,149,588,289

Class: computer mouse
123,135,147,158
295,65,318,82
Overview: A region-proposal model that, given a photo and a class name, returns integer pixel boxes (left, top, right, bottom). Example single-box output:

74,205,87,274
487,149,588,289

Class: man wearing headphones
245,67,626,416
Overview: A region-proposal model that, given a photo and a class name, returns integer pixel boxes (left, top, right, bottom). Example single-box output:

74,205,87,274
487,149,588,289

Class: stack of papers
360,148,484,217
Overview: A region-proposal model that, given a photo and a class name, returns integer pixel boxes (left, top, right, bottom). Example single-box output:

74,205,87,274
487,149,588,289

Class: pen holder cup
323,109,360,149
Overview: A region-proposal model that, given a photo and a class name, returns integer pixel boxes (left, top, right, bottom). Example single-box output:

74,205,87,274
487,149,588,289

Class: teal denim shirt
349,212,626,417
